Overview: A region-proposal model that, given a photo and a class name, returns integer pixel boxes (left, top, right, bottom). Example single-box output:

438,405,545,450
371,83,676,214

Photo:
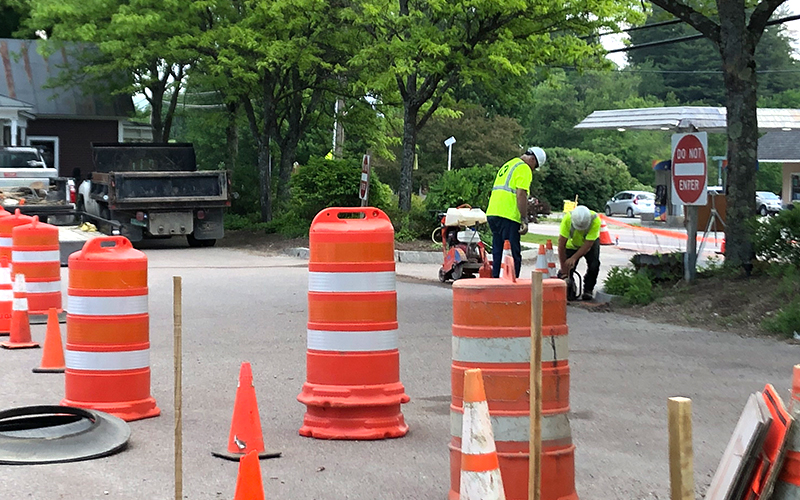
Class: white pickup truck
0,146,76,219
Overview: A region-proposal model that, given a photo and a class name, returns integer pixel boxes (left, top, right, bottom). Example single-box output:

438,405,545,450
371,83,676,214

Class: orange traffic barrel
0,209,33,263
297,207,409,439
12,216,61,315
772,365,800,499
61,236,160,422
0,258,12,335
449,277,577,500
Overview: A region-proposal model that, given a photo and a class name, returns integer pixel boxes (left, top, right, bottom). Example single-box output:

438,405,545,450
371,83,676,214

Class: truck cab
0,146,75,218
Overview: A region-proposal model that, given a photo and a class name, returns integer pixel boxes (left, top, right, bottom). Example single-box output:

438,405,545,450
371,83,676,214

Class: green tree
628,4,798,106
27,0,203,141
350,0,642,212
648,0,790,271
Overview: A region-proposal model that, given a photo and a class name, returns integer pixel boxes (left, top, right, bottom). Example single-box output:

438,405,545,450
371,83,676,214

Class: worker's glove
518,221,528,235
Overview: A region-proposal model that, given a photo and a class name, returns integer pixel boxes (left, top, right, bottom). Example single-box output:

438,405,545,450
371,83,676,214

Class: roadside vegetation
604,209,800,338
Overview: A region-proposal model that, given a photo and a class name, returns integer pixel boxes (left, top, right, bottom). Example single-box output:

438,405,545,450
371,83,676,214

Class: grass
520,232,556,245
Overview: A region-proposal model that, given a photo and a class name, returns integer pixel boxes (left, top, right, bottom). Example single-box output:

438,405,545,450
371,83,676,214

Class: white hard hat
571,205,593,231
525,146,546,167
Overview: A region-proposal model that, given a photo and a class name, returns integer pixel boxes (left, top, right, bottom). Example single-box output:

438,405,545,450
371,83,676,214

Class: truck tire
187,233,216,248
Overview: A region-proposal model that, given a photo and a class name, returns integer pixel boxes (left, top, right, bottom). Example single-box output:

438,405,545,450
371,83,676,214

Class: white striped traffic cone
545,239,558,278
499,240,515,279
460,369,506,500
0,274,38,349
534,244,548,274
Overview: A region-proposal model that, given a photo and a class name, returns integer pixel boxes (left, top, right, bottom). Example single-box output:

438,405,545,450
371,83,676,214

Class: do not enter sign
671,132,708,205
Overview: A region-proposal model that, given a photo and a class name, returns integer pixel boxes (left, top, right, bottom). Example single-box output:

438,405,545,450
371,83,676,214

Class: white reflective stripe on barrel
461,400,497,454
26,280,62,293
67,295,148,316
308,271,395,293
452,335,568,363
65,348,150,371
0,289,12,301
307,329,398,352
451,411,572,443
12,250,60,263
0,237,11,247
0,268,9,282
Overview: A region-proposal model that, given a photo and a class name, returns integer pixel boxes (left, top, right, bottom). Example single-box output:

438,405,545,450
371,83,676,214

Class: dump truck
77,143,229,246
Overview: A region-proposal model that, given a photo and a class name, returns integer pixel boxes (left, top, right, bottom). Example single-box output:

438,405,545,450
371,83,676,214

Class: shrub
603,266,655,305
385,195,438,242
424,164,497,213
275,156,394,237
224,213,270,232
752,207,800,267
762,296,800,337
533,148,649,212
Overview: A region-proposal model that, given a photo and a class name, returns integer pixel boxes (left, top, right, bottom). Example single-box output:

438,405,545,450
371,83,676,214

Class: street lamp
444,136,456,171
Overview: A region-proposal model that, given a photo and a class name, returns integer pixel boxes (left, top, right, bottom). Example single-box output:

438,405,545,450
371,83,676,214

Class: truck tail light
68,183,76,203
196,210,205,220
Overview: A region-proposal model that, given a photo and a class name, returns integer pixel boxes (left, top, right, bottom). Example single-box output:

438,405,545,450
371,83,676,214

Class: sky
605,0,800,67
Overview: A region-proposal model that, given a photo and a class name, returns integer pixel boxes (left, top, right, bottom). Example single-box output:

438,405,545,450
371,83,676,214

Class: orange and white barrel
0,209,33,263
12,216,61,315
61,236,160,422
297,207,409,440
0,258,12,335
450,277,577,500
772,365,800,500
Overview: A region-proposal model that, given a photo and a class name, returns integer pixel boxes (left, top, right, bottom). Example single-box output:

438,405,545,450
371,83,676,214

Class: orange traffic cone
498,240,514,279
233,450,266,500
534,244,548,274
599,219,613,245
33,308,65,373
545,239,558,278
0,257,12,336
213,362,281,461
460,369,506,500
1,274,38,349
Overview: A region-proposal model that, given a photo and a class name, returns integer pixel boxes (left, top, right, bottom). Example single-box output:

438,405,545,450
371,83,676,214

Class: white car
755,191,783,216
604,191,655,218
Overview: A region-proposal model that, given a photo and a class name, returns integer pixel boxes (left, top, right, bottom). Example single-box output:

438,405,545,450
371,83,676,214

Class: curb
594,290,623,304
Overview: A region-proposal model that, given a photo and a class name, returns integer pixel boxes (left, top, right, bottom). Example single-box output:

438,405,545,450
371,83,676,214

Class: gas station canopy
574,106,800,133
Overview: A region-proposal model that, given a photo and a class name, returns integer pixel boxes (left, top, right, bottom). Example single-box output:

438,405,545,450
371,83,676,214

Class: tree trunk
398,103,418,212
257,142,272,223
226,102,239,172
719,4,757,272
149,84,165,143
278,139,298,206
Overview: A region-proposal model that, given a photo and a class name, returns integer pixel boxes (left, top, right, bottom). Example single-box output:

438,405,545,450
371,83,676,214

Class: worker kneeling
558,205,601,301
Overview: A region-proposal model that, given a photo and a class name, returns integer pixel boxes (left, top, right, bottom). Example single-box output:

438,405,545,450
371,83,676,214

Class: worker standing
558,205,601,301
486,147,546,278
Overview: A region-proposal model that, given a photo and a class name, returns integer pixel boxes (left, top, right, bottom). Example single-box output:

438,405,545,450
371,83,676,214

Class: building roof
0,94,33,110
575,106,800,133
0,38,133,118
758,130,800,162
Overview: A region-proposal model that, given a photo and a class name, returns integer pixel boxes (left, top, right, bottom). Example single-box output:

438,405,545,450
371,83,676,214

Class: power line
606,13,800,53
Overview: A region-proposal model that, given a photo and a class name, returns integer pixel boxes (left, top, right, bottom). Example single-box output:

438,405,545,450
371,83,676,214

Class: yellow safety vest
486,159,530,223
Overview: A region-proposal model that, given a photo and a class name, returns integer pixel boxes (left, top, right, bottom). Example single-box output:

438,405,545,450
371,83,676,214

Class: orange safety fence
599,214,723,245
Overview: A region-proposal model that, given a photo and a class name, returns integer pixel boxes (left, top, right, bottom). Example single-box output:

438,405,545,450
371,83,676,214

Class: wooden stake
668,397,694,500
173,276,183,500
529,271,543,500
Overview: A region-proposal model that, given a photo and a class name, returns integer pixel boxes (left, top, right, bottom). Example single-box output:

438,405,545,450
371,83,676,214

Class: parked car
604,191,655,218
755,191,783,216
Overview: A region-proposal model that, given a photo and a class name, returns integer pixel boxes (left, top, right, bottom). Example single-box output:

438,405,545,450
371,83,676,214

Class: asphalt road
1,244,796,499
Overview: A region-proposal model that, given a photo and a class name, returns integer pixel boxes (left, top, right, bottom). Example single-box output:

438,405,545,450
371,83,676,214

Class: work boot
581,291,594,301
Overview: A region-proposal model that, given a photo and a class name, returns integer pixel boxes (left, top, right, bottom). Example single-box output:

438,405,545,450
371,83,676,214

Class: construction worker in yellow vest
558,205,601,300
486,147,546,278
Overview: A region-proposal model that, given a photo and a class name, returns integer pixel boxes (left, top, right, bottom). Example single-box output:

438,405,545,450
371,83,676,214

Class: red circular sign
672,134,707,204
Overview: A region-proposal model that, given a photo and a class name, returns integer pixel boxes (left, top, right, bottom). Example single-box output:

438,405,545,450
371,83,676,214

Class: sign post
359,154,371,207
444,136,456,171
671,132,708,283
